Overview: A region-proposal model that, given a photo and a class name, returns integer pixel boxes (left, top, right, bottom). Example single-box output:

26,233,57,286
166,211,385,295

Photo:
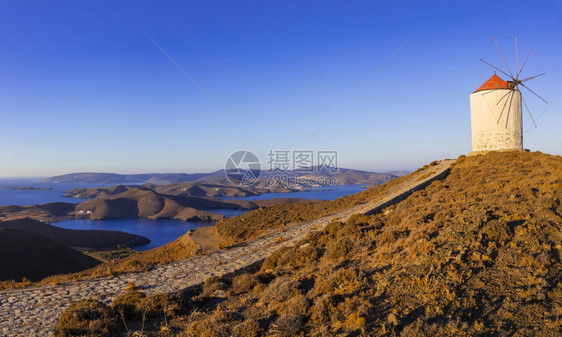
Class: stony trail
0,160,454,336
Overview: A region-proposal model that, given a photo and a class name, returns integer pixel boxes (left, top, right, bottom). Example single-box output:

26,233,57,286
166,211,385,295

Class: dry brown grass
56,151,562,336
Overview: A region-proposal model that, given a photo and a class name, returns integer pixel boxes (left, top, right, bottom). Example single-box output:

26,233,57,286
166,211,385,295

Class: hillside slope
0,228,101,282
74,188,316,222
82,151,560,336
0,202,76,222
75,191,224,221
0,218,149,250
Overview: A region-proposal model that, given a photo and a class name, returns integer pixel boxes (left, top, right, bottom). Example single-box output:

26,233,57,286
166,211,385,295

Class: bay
0,178,137,206
2,179,367,250
220,184,367,201
53,218,203,251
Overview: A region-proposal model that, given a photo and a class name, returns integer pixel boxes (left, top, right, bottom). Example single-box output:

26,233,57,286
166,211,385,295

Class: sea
0,178,366,251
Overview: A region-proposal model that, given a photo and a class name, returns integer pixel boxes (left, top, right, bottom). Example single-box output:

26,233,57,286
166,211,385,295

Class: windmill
469,36,547,153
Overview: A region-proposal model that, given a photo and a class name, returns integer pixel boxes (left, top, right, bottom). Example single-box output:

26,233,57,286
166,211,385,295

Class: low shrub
111,290,146,320
203,276,231,296
55,298,118,336
138,293,182,319
231,273,258,293
270,314,305,336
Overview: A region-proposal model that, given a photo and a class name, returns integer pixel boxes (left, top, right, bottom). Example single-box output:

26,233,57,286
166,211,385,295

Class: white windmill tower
470,37,547,153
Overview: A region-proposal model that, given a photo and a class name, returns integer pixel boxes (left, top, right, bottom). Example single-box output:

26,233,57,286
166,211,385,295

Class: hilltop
66,182,296,199
0,228,101,282
53,151,561,336
153,182,298,197
0,218,149,250
0,217,149,285
0,202,76,222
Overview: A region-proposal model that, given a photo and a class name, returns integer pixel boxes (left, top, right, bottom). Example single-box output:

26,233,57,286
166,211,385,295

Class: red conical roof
474,74,509,93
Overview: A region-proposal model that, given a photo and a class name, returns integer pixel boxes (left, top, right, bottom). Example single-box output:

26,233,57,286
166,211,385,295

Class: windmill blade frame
519,49,533,76
518,85,538,128
479,58,512,78
480,36,547,130
496,90,512,106
494,37,515,79
515,36,519,79
505,90,515,128
520,83,548,104
496,90,512,124
520,73,546,83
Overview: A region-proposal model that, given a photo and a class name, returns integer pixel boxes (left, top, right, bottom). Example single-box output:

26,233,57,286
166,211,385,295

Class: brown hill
154,182,264,197
75,189,222,221
57,151,561,336
0,218,149,250
0,202,76,222
75,187,315,222
0,186,316,225
296,167,396,185
65,184,142,199
66,182,298,199
0,228,101,282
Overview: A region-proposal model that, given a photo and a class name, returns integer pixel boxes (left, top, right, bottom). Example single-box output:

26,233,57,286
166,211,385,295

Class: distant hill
44,168,396,187
385,170,411,177
0,228,101,282
41,172,207,184
65,184,145,199
66,183,266,199
62,168,395,200
293,167,396,185
154,182,298,197
0,218,149,250
145,173,209,184
195,167,396,188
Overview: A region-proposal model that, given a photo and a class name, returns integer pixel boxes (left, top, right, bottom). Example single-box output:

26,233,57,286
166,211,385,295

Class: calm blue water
0,178,138,206
1,179,367,250
53,218,203,251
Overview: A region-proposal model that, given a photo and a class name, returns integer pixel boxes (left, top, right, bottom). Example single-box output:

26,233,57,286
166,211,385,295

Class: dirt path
0,160,454,336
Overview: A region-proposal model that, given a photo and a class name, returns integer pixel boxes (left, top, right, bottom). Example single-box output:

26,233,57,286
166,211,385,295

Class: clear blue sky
1,1,561,177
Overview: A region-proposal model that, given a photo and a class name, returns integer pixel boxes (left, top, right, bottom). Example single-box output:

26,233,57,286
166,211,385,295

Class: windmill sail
479,36,547,129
